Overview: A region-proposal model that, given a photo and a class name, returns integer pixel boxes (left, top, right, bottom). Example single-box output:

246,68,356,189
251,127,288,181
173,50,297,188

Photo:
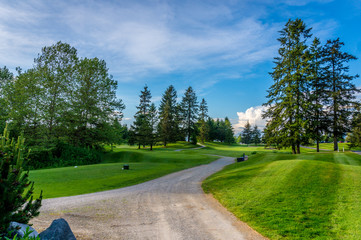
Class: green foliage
263,19,359,154
0,126,42,235
4,226,40,240
181,86,199,142
263,18,312,154
158,85,181,146
27,143,101,169
322,38,359,151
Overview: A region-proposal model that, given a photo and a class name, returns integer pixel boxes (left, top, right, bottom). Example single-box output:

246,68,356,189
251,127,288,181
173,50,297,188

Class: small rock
39,218,76,240
9,222,39,238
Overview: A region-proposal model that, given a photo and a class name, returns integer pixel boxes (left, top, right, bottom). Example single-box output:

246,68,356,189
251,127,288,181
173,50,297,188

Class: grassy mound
203,150,361,239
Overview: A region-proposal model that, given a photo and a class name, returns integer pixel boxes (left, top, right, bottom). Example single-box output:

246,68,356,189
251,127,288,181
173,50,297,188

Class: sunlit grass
203,144,361,239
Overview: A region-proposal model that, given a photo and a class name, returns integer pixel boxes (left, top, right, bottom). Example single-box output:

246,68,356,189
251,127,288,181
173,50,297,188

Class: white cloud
0,1,280,81
234,105,268,134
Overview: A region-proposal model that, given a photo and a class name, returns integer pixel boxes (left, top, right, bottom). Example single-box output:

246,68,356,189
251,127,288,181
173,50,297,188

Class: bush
27,142,101,169
0,125,42,236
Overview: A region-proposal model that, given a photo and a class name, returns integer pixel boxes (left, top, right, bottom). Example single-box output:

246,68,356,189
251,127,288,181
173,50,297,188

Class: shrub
0,125,42,236
28,142,101,169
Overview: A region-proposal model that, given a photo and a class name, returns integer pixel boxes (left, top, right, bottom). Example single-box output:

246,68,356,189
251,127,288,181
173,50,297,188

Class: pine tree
224,117,235,144
252,125,261,145
263,19,312,154
322,38,359,151
158,85,179,146
132,85,152,149
306,37,328,152
147,103,158,150
0,125,42,235
198,98,209,143
241,121,252,145
181,87,199,142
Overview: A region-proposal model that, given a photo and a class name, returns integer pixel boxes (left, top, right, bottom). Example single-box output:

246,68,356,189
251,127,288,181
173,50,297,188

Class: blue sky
0,0,360,134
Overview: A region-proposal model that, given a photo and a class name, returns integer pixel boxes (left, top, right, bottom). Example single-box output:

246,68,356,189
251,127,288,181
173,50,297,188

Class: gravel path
31,156,266,240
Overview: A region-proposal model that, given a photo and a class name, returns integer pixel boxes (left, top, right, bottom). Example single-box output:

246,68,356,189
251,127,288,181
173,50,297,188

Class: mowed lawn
202,144,361,239
29,142,218,198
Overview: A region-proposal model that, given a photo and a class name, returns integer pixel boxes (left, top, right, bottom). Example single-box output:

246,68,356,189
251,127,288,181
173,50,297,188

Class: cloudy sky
1,0,360,134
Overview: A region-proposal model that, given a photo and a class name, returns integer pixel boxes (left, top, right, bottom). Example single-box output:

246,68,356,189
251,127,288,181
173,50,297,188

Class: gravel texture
31,156,267,240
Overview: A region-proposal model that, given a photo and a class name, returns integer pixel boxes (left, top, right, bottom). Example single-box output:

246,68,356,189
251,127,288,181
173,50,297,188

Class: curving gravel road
31,156,266,240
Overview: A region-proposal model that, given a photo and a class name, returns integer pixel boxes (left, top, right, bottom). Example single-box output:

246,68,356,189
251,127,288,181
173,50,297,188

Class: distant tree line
129,85,235,150
263,18,359,153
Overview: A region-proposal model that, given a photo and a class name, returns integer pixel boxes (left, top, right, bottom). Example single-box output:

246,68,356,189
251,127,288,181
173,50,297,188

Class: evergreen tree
158,85,179,146
224,117,235,144
181,87,199,142
206,117,217,141
347,109,361,149
132,85,152,149
0,125,42,235
252,125,261,145
147,103,158,150
198,98,209,143
322,38,359,151
263,19,312,154
241,121,252,145
306,37,328,152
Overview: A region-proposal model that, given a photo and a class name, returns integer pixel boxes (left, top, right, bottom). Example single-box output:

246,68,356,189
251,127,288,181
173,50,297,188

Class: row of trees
263,19,359,153
129,85,236,149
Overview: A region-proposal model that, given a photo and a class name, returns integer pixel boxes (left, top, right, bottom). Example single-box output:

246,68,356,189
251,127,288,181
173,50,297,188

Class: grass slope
202,144,361,239
30,142,217,198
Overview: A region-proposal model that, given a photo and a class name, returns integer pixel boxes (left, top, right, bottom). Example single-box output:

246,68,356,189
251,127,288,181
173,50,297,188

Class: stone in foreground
39,218,76,240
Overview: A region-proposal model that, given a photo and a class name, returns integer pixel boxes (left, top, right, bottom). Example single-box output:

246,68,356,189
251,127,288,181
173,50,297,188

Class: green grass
202,144,361,239
30,142,218,198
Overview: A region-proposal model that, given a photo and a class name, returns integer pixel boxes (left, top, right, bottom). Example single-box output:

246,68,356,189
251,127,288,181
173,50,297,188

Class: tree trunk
316,140,320,152
296,144,300,154
138,143,140,149
334,136,338,151
150,144,153,151
292,144,296,154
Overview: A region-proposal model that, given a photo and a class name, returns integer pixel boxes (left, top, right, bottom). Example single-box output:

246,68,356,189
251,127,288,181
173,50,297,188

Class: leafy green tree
0,125,42,235
181,87,198,142
322,38,359,151
198,98,209,143
34,41,78,146
158,85,179,146
68,57,124,147
263,19,312,154
0,66,14,133
241,121,252,145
